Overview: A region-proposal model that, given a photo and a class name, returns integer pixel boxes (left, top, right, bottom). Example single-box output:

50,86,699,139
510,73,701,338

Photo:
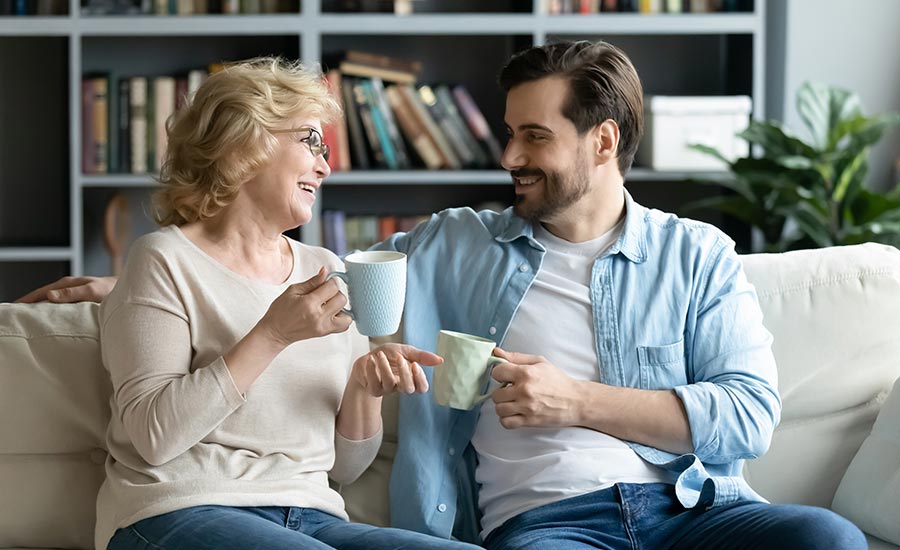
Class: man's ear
592,119,620,166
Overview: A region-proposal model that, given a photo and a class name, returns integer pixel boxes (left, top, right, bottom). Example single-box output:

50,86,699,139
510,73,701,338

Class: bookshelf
0,0,765,302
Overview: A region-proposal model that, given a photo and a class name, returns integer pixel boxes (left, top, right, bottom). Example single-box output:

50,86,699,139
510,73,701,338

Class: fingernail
47,291,58,300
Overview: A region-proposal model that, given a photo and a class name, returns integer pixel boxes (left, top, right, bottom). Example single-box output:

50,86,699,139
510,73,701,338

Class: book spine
154,77,176,173
352,79,387,168
118,79,131,174
341,76,370,170
370,77,410,169
452,85,503,166
129,77,148,174
361,79,398,170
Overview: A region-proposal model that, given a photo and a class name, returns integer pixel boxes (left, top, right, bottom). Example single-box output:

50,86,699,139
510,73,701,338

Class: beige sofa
2,243,900,550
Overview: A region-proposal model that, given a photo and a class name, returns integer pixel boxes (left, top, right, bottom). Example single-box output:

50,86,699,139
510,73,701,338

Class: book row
81,70,208,175
323,69,503,172
80,0,295,15
0,0,66,15
544,0,752,14
320,211,431,255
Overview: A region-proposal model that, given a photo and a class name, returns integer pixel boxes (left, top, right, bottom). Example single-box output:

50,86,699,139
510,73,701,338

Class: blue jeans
108,505,481,550
484,483,866,550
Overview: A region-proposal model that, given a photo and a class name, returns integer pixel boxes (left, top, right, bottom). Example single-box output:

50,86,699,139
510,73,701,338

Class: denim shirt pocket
637,339,687,390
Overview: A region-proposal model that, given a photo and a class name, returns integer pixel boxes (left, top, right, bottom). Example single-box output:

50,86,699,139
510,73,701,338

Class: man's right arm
15,275,117,303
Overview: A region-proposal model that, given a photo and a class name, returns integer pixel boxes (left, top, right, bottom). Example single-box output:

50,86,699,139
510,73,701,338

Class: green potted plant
686,82,900,252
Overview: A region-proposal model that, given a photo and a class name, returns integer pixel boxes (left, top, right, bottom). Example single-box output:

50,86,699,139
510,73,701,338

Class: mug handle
472,356,509,405
325,271,354,320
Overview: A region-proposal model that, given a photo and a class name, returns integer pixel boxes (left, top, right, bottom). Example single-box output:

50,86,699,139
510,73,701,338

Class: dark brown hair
499,40,644,174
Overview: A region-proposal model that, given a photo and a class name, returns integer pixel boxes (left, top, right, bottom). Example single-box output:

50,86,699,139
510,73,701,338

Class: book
350,77,388,168
343,50,423,75
153,76,176,173
434,84,490,168
323,69,350,171
400,84,460,169
338,61,417,85
384,84,443,170
418,84,479,168
81,76,109,174
117,78,131,174
369,77,411,169
360,79,399,169
341,75,370,169
451,84,503,166
129,77,148,174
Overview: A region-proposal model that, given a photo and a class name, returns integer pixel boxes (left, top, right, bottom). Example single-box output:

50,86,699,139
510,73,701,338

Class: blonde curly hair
154,57,341,226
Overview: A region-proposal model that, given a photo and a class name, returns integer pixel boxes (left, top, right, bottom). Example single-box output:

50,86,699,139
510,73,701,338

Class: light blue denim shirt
371,191,781,544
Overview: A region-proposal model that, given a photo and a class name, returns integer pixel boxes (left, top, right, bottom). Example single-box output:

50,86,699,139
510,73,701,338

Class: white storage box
635,95,752,171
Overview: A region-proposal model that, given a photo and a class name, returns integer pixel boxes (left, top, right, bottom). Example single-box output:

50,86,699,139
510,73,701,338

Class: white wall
767,0,900,190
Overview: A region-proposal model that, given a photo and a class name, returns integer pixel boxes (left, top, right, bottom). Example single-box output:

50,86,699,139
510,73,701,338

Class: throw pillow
832,377,900,544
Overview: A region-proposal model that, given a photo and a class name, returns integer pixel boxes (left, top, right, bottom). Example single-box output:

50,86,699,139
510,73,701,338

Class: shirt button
488,326,497,335
448,447,455,456
519,264,530,272
437,503,447,513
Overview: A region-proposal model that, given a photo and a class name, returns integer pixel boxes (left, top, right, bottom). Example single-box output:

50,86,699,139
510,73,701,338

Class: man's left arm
491,243,781,460
491,349,695,455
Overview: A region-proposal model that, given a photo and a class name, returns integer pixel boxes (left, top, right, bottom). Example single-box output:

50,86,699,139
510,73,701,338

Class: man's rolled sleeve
681,241,782,463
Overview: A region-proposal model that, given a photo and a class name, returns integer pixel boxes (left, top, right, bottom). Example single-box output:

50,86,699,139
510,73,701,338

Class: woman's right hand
258,267,352,347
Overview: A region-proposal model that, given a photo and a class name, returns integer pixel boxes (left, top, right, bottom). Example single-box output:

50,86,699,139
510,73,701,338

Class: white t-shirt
471,220,671,538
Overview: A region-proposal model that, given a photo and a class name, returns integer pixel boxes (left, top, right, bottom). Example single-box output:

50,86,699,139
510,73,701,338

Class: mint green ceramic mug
433,330,506,410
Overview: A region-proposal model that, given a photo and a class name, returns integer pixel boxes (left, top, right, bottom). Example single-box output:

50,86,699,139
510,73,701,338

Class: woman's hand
257,267,352,347
350,343,442,397
15,276,118,303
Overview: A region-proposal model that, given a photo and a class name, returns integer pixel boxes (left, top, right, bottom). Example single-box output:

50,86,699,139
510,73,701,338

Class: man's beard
512,152,591,222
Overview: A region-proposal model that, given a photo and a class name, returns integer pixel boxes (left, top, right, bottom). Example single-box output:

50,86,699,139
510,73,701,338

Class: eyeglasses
271,126,330,163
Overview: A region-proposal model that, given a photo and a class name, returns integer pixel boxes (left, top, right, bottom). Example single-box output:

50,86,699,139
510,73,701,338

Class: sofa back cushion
0,302,109,550
741,243,900,507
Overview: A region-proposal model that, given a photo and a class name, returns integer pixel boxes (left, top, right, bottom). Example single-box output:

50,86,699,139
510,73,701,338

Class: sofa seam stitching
777,391,889,428
756,269,897,298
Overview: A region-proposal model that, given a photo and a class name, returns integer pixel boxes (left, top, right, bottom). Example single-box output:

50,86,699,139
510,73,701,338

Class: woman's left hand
350,344,442,397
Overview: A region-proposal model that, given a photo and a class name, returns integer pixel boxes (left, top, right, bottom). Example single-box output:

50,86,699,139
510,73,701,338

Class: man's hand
490,348,586,429
350,343,440,397
15,276,118,304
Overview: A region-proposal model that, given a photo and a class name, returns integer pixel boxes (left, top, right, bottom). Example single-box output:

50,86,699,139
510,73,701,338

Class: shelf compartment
0,36,69,247
321,0,530,14
0,260,70,303
81,187,158,277
548,33,755,99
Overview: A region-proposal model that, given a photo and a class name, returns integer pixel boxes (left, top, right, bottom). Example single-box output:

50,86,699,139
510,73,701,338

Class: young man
368,41,866,549
22,41,866,549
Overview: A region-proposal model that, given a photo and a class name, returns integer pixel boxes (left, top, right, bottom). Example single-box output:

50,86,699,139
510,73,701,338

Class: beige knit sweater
95,226,378,549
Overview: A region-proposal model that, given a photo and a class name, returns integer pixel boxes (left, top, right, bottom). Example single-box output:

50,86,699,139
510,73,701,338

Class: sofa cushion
741,243,900,507
832,377,900,545
0,302,109,550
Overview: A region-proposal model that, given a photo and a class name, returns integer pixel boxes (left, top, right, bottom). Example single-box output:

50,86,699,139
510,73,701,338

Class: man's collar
494,190,648,263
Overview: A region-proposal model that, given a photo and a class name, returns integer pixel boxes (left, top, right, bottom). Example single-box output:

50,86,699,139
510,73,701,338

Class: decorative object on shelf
102,192,131,276
635,95,751,171
686,81,900,252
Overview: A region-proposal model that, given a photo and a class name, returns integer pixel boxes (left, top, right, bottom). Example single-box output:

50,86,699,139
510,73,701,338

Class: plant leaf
739,121,817,158
833,148,868,203
789,202,835,248
688,143,732,165
796,81,861,151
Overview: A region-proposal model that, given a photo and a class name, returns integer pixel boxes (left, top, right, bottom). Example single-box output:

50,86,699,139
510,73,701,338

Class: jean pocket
637,340,687,389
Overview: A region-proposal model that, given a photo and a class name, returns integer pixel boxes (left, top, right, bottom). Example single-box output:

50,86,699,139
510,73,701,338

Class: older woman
84,57,478,550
